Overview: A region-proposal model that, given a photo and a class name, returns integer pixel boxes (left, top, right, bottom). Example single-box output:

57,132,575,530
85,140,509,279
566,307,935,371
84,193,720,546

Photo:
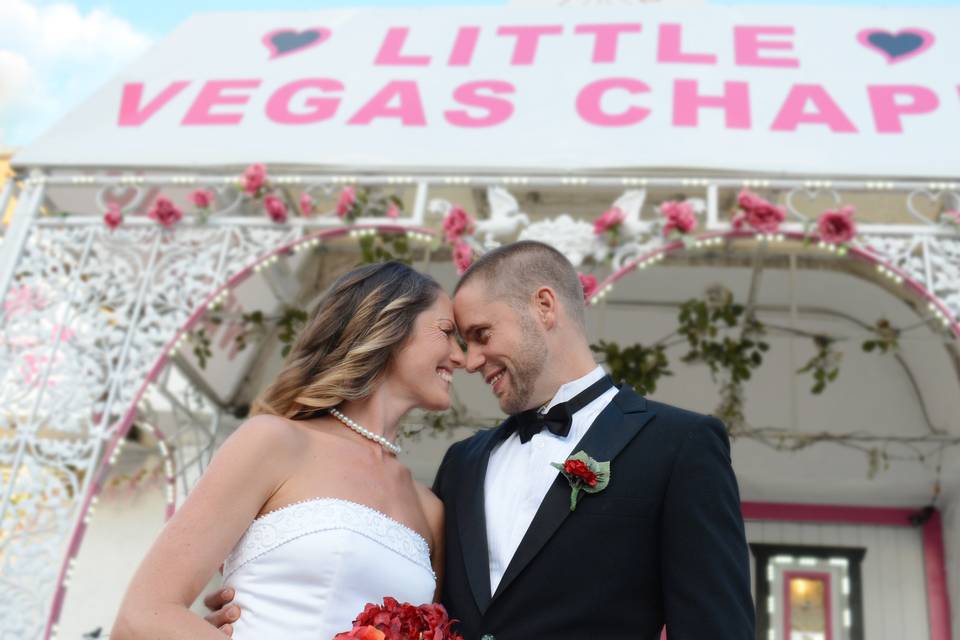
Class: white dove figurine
609,189,648,238
474,187,531,247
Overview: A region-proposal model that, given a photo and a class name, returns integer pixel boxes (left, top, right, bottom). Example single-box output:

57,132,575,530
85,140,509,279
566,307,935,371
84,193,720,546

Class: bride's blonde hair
251,261,442,419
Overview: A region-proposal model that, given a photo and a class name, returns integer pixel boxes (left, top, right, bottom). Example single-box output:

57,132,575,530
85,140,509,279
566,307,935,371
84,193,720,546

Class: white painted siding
746,520,930,640
942,495,960,640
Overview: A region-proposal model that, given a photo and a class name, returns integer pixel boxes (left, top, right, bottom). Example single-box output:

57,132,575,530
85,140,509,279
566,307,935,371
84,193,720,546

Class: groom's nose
464,344,484,373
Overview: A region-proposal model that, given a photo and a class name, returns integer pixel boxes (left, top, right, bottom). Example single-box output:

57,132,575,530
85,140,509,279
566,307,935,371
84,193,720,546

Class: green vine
359,231,412,265
796,335,842,394
677,298,769,384
862,318,899,354
589,340,672,395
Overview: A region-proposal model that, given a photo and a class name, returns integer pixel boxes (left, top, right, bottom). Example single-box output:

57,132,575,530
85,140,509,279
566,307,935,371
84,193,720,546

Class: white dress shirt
483,366,617,594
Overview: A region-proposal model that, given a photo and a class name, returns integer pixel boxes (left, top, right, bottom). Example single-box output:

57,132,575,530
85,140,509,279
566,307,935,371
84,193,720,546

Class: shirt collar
541,366,607,413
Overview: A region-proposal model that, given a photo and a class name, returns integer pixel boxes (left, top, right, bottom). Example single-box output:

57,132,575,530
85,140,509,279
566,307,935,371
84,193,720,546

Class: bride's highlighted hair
251,261,442,419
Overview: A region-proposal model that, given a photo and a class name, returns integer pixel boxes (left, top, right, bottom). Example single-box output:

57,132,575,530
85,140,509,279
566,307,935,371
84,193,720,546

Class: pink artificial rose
661,200,698,236
817,205,857,244
336,186,357,218
736,189,786,233
944,209,960,225
578,272,598,300
103,204,123,230
452,240,473,275
386,203,401,219
189,189,213,209
264,194,288,224
243,163,267,196
147,196,183,228
299,191,314,216
593,206,626,236
442,206,475,242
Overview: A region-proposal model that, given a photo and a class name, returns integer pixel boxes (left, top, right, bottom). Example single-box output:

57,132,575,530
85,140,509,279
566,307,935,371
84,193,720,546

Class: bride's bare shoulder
223,413,311,462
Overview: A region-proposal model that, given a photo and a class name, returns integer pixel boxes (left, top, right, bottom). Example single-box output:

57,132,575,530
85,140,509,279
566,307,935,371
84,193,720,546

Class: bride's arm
112,415,301,639
416,483,445,601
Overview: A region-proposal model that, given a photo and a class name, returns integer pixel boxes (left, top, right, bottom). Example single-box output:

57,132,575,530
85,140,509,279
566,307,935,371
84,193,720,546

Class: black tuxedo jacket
432,385,755,640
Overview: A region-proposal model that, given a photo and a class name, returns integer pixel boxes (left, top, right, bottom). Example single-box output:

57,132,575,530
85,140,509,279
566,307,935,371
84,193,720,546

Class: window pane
788,577,827,640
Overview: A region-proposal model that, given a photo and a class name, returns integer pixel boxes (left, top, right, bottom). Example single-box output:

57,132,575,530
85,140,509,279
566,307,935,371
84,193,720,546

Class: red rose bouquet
334,597,463,640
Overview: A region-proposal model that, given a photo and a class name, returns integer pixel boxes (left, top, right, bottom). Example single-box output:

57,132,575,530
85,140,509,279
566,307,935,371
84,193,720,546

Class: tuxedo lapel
456,425,512,614
489,386,656,604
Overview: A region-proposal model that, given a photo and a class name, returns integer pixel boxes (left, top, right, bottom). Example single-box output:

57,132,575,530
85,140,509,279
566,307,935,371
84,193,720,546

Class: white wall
941,492,960,640
746,519,931,640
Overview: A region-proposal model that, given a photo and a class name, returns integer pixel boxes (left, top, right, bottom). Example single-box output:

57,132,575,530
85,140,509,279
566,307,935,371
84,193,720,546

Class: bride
113,261,464,639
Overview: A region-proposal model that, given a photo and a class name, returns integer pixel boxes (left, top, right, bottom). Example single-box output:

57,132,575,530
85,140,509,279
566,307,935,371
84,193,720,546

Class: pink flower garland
243,163,267,196
578,273,598,300
660,200,698,237
817,205,857,244
264,194,289,224
337,186,358,219
733,189,786,233
452,240,473,275
593,206,625,237
103,203,123,230
147,196,183,228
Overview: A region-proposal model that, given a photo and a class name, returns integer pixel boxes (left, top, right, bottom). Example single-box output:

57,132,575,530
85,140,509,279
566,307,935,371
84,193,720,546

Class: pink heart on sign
857,28,935,64
263,27,332,60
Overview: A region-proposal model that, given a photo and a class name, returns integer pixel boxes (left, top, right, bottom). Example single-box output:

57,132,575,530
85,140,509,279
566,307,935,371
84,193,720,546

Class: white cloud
0,0,153,148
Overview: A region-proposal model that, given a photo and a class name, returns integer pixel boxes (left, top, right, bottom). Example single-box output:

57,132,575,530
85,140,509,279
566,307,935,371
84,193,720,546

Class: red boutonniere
551,451,610,511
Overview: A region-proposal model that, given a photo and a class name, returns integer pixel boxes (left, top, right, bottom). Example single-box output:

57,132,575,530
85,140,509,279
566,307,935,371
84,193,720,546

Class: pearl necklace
329,407,403,456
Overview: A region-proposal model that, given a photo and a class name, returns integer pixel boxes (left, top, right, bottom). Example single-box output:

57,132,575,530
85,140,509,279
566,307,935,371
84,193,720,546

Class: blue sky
2,0,959,149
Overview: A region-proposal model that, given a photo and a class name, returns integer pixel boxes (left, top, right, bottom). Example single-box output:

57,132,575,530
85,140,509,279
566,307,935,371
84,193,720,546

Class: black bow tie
509,375,615,444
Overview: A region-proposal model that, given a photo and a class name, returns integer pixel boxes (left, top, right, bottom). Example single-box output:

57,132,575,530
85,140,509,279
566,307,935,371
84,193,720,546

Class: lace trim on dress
223,498,435,580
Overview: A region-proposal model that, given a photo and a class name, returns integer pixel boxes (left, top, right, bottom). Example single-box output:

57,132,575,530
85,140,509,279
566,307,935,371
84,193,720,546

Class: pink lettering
181,80,260,126
347,81,426,126
734,26,799,68
118,81,190,127
265,79,343,124
497,25,564,65
445,80,515,127
673,79,751,129
868,85,939,133
375,27,431,66
573,23,642,64
449,26,481,66
658,24,717,65
772,84,857,132
577,78,650,126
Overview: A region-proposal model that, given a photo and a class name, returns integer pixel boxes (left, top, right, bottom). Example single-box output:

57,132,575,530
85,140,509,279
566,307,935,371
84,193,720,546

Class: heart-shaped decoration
262,27,331,60
857,28,934,64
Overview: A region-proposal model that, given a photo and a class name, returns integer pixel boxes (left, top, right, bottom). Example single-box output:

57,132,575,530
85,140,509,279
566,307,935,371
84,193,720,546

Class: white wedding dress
222,498,436,639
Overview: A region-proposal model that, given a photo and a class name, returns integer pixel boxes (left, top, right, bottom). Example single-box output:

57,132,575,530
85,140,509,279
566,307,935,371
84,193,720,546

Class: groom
432,241,755,639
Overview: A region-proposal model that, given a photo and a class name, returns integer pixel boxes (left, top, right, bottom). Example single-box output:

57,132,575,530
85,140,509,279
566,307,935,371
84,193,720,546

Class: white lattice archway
0,171,958,639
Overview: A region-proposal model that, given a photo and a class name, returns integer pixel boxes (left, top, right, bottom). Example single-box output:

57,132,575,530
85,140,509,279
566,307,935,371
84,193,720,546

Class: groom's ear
532,286,559,329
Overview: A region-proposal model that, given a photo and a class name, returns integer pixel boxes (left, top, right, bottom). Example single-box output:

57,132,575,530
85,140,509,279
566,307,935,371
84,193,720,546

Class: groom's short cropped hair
455,240,587,331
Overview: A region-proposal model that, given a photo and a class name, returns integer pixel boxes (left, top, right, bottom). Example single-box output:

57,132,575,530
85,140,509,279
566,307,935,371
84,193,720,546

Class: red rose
336,186,357,218
342,599,462,640
243,163,267,196
442,206,475,243
578,272,598,300
334,626,385,640
263,194,288,224
103,204,123,230
564,459,598,487
147,196,183,228
737,189,786,233
817,205,856,244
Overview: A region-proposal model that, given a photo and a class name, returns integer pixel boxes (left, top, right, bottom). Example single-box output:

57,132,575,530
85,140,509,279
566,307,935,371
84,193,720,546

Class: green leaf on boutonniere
550,450,611,511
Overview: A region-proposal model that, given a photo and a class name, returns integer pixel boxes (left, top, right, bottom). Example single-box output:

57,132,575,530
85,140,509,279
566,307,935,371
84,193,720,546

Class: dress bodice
223,498,436,639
